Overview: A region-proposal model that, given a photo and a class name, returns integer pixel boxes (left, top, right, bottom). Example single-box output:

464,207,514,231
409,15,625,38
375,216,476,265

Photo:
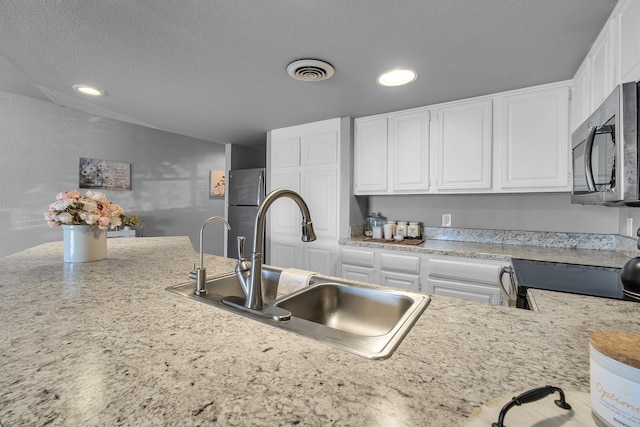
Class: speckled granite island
1,237,639,426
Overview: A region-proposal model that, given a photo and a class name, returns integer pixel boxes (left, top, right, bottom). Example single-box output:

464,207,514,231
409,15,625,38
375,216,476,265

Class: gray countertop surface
1,236,639,426
341,237,633,268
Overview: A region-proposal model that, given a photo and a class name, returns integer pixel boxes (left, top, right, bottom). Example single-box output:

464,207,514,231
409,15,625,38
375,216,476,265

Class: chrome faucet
235,188,316,310
189,216,231,295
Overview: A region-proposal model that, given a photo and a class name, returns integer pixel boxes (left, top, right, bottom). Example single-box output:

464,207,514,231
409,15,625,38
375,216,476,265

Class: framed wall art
210,170,225,198
79,157,131,190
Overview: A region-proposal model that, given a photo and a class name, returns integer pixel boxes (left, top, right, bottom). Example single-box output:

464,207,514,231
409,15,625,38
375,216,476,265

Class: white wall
368,192,635,235
0,91,227,258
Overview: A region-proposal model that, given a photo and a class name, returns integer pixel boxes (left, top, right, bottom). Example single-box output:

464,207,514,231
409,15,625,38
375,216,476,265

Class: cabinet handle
497,266,517,307
493,385,571,427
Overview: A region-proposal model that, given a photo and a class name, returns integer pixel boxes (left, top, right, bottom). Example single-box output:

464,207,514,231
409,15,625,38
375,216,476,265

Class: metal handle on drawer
498,266,517,307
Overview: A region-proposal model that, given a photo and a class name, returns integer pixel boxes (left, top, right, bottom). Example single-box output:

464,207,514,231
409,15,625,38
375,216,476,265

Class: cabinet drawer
428,278,501,305
341,248,375,268
380,252,420,274
429,258,501,285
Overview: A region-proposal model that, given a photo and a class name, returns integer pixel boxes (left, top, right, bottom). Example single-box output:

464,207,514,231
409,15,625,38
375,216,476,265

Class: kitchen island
1,237,639,426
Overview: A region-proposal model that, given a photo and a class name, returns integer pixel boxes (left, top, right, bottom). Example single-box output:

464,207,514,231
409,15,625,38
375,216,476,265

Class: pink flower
45,189,126,230
97,216,111,230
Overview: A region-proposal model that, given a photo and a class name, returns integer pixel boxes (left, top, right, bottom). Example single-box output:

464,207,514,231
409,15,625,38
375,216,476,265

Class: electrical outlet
627,217,634,237
442,213,452,227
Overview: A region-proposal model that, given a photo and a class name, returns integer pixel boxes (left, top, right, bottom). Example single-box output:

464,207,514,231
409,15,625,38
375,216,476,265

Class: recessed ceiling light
376,69,417,87
72,84,106,96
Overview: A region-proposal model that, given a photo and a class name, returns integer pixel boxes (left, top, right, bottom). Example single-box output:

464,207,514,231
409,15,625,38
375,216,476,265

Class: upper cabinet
572,0,640,131
353,117,388,193
617,0,640,83
354,108,430,195
493,83,571,192
432,99,492,192
354,82,571,195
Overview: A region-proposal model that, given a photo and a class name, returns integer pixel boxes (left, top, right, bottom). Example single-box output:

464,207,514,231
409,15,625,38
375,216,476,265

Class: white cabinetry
432,99,492,192
493,83,570,192
389,109,431,192
571,60,590,132
617,0,640,83
423,255,508,306
354,82,570,195
339,247,421,291
354,108,430,195
591,18,617,110
353,117,388,193
268,117,351,276
340,247,377,283
379,251,421,291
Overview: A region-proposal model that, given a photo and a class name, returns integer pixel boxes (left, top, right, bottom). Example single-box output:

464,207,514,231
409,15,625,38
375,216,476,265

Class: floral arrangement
122,213,144,228
44,190,125,230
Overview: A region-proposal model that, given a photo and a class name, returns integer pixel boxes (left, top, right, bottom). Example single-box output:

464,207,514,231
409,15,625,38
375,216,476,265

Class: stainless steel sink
167,267,430,359
275,283,418,337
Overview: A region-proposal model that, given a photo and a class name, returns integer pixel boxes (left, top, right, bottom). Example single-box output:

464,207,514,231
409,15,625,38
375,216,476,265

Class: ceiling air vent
286,59,335,82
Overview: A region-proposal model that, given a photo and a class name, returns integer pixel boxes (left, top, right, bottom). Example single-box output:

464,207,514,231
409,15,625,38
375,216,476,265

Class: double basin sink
166,266,430,359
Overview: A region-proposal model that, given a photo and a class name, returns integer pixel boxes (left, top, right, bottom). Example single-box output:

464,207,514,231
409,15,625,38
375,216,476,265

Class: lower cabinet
340,247,377,283
379,251,421,291
422,255,509,306
339,246,510,306
339,247,421,292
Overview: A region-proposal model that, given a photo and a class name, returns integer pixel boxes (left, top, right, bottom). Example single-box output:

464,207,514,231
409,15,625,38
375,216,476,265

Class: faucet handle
237,236,246,260
236,236,251,273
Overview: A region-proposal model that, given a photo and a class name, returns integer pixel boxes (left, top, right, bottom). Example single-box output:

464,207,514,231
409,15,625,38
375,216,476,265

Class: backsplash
350,224,639,256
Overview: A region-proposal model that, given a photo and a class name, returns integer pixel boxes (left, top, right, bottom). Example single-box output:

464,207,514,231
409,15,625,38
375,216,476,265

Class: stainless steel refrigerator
227,168,266,259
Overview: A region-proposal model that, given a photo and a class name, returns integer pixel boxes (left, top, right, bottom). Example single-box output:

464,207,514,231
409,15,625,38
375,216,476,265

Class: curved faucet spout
245,188,316,310
199,216,231,269
191,216,231,296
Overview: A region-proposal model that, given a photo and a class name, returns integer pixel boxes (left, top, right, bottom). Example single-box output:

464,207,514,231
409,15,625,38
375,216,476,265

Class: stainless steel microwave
571,81,640,206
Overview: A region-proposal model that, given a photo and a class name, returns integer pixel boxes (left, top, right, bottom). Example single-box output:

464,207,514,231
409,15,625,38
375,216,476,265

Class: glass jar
365,212,386,237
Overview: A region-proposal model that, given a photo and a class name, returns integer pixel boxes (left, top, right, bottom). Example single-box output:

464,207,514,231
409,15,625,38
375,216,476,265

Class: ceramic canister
589,331,640,427
396,221,408,237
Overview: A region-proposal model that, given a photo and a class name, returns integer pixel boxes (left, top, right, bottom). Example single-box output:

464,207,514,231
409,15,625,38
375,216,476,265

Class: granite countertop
1,236,639,426
341,237,632,268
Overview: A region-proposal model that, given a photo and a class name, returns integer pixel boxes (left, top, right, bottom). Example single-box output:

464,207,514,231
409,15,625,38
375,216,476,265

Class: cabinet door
341,264,376,283
302,169,337,239
271,137,300,168
571,60,590,132
303,243,336,276
494,84,570,192
617,0,640,83
354,117,388,194
424,255,508,306
301,131,338,166
269,171,301,236
389,109,430,192
434,100,492,191
380,271,420,292
428,278,501,305
590,17,616,110
269,240,301,269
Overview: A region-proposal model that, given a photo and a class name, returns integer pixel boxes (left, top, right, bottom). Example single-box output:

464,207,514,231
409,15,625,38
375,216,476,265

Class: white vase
63,225,107,262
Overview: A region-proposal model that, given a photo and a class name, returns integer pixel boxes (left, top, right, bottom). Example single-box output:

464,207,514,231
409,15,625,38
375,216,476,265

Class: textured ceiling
0,0,618,146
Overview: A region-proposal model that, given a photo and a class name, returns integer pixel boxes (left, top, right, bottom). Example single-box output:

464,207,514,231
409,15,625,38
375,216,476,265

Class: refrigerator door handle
257,169,266,205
